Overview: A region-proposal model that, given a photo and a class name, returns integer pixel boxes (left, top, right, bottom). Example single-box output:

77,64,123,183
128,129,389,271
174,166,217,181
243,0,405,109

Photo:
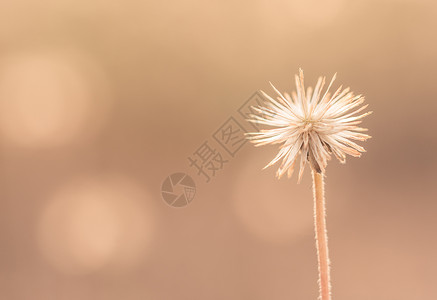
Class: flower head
247,69,371,182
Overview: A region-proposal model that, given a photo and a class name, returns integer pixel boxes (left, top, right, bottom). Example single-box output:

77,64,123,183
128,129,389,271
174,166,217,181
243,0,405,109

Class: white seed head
247,69,372,182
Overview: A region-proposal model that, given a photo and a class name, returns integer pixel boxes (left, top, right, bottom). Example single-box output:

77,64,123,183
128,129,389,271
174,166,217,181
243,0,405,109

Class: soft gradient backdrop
1,0,436,299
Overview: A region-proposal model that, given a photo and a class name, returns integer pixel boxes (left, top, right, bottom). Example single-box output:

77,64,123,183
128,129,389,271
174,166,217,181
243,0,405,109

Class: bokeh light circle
0,48,113,148
37,174,155,274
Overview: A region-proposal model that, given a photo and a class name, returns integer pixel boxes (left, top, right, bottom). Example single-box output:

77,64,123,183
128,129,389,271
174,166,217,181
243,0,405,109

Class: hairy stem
312,170,331,300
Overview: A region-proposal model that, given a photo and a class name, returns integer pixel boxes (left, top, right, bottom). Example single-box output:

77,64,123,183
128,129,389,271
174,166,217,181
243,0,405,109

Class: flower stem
312,170,331,300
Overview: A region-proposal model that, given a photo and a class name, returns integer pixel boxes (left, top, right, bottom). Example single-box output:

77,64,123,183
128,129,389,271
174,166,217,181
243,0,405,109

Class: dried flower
247,69,372,181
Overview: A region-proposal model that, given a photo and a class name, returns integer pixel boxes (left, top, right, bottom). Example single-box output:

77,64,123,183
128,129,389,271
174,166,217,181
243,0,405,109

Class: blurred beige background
1,0,437,299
